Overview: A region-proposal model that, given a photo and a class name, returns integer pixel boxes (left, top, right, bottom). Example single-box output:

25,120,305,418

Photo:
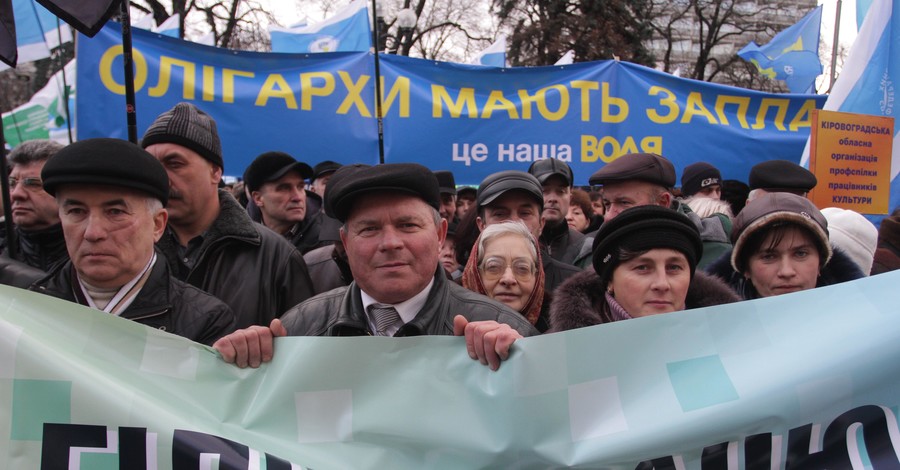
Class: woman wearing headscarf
549,205,739,332
462,221,549,332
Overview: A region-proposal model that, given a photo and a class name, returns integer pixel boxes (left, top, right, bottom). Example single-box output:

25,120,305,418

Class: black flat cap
313,160,342,180
476,170,543,208
589,153,676,188
528,159,573,187
748,160,817,193
42,138,169,205
243,151,313,193
457,186,477,198
434,170,457,195
325,163,441,222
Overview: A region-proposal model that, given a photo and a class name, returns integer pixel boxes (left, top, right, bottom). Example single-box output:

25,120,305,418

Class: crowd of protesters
1,101,893,371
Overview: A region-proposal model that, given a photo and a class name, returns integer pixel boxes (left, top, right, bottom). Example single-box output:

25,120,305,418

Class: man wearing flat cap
747,159,818,202
527,159,588,265
215,163,539,371
434,170,458,223
29,138,235,345
589,152,731,268
244,151,323,254
142,102,313,329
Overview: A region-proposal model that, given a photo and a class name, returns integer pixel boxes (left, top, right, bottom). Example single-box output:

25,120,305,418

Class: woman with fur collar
548,206,740,332
706,192,864,299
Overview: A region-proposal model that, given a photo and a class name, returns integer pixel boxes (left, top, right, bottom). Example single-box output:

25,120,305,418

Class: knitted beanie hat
141,102,223,169
821,207,878,276
680,162,721,197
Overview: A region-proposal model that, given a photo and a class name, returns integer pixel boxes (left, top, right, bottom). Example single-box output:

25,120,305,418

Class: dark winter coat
0,223,69,272
705,246,865,300
303,243,353,296
541,219,588,265
548,270,741,332
156,190,314,328
872,214,900,275
29,251,235,345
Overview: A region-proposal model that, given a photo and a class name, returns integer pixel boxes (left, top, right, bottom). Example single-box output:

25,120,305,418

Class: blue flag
738,5,823,93
269,0,371,53
472,35,506,67
858,0,875,28
0,0,72,70
802,0,900,223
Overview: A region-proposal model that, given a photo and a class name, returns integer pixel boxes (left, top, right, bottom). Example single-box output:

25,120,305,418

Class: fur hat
731,193,831,273
591,205,702,285
141,102,223,169
821,207,877,276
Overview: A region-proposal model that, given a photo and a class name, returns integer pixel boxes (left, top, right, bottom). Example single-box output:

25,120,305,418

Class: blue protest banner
76,23,380,175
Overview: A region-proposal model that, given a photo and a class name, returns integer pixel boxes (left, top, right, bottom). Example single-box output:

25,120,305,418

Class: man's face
58,185,167,289
456,193,476,220
311,172,334,198
340,192,447,305
540,175,571,225
439,193,457,221
9,161,59,231
252,171,307,232
695,184,722,200
476,190,544,241
601,180,670,221
144,143,221,226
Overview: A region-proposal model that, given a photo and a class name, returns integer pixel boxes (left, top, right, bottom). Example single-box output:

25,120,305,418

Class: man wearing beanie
29,138,235,345
142,102,314,329
680,162,722,200
589,152,731,269
527,159,589,266
548,205,739,332
214,163,538,372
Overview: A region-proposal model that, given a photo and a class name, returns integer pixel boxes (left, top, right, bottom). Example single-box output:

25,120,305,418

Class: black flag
0,0,17,67
35,0,120,37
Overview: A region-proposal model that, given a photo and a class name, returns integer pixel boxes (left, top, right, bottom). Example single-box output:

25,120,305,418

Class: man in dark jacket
0,140,69,272
142,102,314,329
243,151,323,254
29,138,235,346
527,159,587,265
215,163,538,371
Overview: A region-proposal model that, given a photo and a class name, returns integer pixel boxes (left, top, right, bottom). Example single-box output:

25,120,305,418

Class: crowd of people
0,100,893,371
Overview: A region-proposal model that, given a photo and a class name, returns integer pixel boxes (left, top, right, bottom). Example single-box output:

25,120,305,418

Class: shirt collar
360,277,435,331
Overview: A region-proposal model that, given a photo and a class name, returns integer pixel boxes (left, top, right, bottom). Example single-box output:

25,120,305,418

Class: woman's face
609,248,690,317
745,226,820,297
566,206,590,232
480,233,538,312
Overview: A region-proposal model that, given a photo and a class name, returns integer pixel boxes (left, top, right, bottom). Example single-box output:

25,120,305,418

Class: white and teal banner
2,272,899,468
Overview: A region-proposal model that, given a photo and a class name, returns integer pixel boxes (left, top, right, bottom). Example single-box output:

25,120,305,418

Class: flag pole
370,0,385,165
119,0,139,144
54,17,73,144
0,123,18,260
828,0,842,93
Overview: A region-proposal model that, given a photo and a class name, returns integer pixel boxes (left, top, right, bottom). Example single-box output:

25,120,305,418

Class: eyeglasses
479,257,536,281
9,177,43,191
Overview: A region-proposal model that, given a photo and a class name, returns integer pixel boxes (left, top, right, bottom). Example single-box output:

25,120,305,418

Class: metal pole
828,0,842,93
371,0,385,165
0,124,18,260
54,16,73,144
119,0,139,143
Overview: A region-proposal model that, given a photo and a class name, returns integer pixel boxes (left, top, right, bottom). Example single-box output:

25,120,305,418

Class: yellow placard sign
809,109,894,214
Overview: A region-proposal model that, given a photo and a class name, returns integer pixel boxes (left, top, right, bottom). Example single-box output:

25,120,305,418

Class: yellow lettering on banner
432,86,477,118
380,76,410,117
99,46,148,95
149,57,196,99
582,135,664,163
714,96,751,129
646,86,678,124
300,72,335,111
752,98,790,131
601,83,628,123
255,74,298,109
202,66,215,101
222,69,255,104
481,90,519,119
535,85,569,121
789,99,817,131
518,90,539,119
581,135,600,162
570,80,599,122
642,136,662,154
337,71,371,117
680,92,717,124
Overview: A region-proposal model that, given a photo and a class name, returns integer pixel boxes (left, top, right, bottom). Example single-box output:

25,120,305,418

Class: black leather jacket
156,191,314,329
540,219,587,266
280,268,540,337
29,252,236,346
0,223,69,272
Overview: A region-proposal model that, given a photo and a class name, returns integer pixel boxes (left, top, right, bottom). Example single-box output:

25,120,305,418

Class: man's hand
453,315,523,371
213,319,288,368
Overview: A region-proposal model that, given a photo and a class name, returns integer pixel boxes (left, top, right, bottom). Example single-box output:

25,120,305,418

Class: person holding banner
707,193,864,299
549,205,739,331
214,163,538,371
29,138,236,345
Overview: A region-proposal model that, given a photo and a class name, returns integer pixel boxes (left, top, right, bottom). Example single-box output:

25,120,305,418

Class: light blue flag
858,0,875,29
269,0,371,53
738,5,823,93
802,0,900,223
473,35,506,67
0,0,72,71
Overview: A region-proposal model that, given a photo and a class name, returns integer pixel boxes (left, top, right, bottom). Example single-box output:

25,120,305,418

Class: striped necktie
369,304,402,336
